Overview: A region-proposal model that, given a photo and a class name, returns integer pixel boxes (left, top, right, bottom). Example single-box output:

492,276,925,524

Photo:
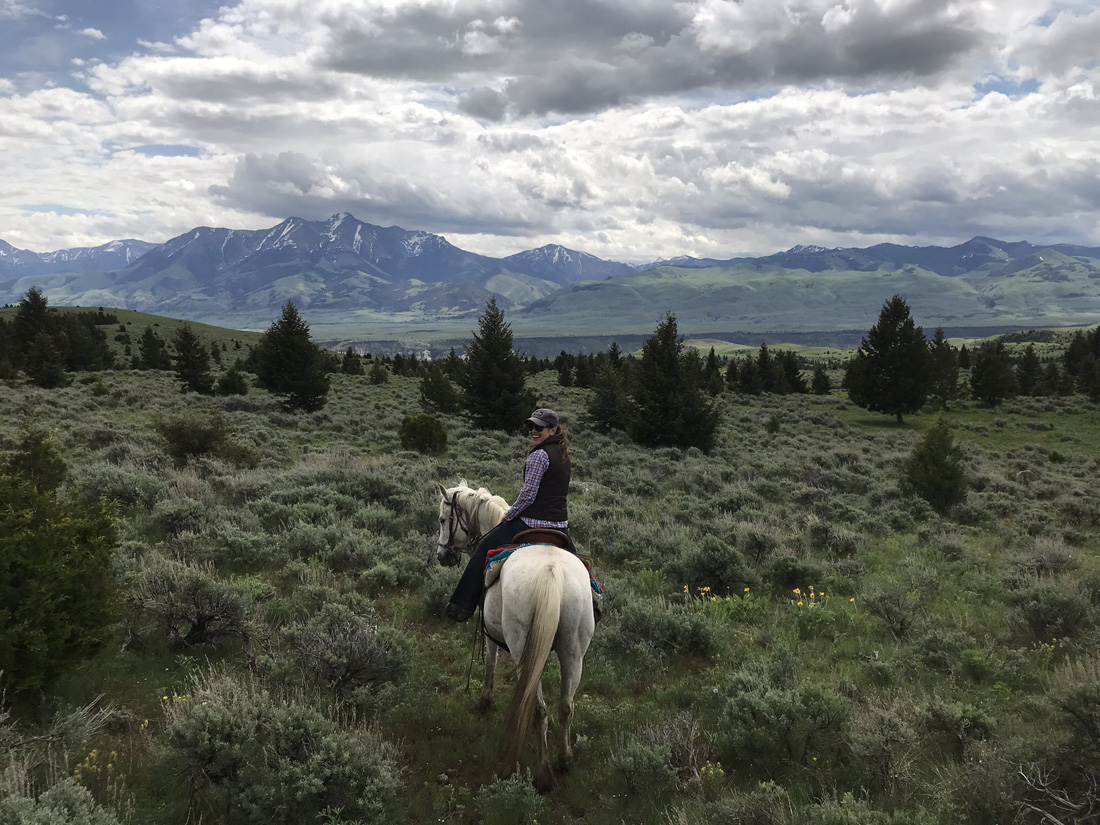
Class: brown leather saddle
511,528,572,550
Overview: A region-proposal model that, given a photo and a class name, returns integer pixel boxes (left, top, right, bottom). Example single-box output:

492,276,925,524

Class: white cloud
0,0,1098,261
79,26,105,40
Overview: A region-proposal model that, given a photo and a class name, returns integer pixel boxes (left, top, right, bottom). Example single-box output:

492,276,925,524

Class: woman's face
527,423,555,447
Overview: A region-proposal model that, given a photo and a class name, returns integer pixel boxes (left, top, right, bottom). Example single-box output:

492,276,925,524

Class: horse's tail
500,561,562,771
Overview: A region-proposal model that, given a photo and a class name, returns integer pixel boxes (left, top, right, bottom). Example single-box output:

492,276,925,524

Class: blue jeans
448,520,575,612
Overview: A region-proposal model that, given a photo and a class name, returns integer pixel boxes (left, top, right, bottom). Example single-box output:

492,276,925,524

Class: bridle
437,488,483,566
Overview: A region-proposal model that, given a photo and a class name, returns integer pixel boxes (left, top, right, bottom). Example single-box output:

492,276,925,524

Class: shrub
0,473,119,701
475,772,547,825
155,411,257,467
718,676,849,772
919,698,992,761
605,601,718,659
128,556,248,648
0,778,123,825
675,535,756,596
610,733,680,795
276,603,409,699
901,417,967,513
672,781,790,825
2,426,67,492
163,672,400,825
215,363,249,396
1016,580,1092,640
398,413,448,455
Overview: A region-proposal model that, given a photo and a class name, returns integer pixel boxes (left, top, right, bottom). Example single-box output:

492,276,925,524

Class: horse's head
436,483,470,567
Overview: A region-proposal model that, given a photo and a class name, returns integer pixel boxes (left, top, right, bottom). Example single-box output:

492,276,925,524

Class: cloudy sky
1,0,1098,262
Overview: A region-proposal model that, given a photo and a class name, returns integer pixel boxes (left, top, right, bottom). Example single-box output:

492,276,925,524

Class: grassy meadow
3,335,1100,824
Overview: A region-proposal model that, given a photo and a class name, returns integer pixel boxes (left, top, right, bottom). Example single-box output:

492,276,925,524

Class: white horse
436,480,595,791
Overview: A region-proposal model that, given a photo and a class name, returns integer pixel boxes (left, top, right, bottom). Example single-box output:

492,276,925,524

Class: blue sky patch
974,77,1041,98
131,144,203,158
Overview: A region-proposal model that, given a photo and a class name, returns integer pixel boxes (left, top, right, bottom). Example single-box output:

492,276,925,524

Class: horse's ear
437,483,448,497
459,477,469,488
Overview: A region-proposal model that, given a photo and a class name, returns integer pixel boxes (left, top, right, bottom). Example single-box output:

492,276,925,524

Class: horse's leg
533,681,554,792
556,648,584,774
477,639,498,713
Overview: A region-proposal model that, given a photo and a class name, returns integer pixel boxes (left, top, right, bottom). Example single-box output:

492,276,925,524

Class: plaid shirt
503,448,568,528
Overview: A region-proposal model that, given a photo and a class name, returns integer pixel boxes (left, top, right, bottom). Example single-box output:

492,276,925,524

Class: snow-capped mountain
0,238,157,282
502,244,635,285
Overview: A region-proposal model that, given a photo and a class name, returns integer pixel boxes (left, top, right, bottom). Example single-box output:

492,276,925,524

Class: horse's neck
470,490,506,533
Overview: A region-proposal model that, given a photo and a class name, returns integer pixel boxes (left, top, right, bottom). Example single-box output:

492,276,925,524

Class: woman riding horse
445,408,576,622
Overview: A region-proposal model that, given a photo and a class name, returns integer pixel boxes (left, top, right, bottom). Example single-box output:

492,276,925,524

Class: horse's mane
450,478,508,515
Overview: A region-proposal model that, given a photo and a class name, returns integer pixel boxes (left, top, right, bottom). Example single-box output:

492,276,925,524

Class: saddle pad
484,544,603,597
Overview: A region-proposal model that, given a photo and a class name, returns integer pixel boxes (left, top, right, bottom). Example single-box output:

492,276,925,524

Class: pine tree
587,362,633,432
725,358,738,389
778,351,806,394
419,363,461,413
703,347,725,396
737,357,763,395
608,341,624,373
901,417,967,513
461,298,534,431
12,286,52,369
215,363,250,396
844,295,931,423
26,332,69,388
811,365,832,395
0,470,119,702
1016,344,1042,397
172,324,214,395
368,361,390,385
970,341,1017,407
1077,355,1100,402
629,313,719,451
341,347,364,375
928,327,959,410
137,326,172,370
253,302,330,412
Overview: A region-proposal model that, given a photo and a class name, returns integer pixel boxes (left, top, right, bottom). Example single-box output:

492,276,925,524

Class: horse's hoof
555,753,573,774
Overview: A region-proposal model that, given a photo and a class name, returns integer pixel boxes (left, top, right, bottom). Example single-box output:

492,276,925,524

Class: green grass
2,351,1100,824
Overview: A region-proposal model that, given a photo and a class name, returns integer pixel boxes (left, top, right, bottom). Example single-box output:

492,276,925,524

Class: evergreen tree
811,365,832,395
341,347,364,375
629,313,719,451
461,298,535,431
172,324,215,395
1040,361,1062,396
1077,355,1100,402
587,362,633,432
26,332,68,388
253,302,330,412
441,347,464,381
901,417,968,514
557,359,574,387
737,357,763,395
969,341,1017,407
608,341,624,373
725,357,738,389
574,354,595,388
703,347,725,396
1063,331,1090,379
12,286,52,368
1016,344,1042,396
843,295,931,423
778,351,807,394
957,344,971,370
928,327,959,410
368,361,390,385
0,470,119,702
137,326,172,370
215,363,250,396
419,363,461,413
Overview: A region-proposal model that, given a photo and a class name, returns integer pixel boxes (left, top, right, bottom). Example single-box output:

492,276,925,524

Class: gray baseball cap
525,409,559,429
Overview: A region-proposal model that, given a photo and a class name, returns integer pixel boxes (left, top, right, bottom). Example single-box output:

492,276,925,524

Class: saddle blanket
485,544,603,598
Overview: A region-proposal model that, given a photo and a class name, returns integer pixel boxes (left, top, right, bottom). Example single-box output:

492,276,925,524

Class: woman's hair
555,426,569,462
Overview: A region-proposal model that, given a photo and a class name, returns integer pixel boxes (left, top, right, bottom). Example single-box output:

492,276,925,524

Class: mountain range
3,214,1100,336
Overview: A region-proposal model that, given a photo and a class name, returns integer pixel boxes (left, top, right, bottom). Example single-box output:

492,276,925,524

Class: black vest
519,436,570,523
